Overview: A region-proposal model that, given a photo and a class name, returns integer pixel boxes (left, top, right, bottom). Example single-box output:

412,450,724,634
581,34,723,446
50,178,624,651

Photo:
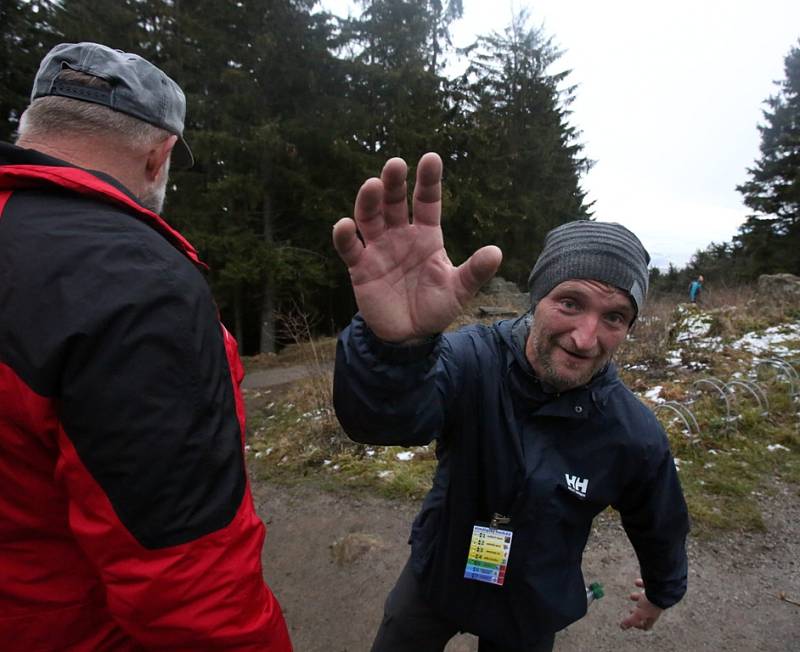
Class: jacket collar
0,142,206,269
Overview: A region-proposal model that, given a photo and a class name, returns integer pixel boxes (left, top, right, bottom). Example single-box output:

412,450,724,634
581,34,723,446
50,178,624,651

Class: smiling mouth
560,346,592,360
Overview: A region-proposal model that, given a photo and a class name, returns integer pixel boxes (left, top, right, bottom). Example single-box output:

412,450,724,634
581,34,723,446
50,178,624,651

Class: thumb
457,245,503,296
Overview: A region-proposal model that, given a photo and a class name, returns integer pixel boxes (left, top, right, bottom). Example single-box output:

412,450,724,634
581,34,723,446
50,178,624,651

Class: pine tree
0,0,58,142
342,0,449,158
160,0,351,353
445,10,591,288
736,40,800,275
426,0,463,73
50,0,146,51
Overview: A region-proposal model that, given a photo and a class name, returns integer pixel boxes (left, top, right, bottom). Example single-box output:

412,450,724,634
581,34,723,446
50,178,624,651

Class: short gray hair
17,69,171,151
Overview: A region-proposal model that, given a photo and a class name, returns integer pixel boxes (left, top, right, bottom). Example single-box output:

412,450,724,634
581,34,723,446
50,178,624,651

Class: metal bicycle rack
726,379,770,414
756,358,799,398
692,378,731,420
655,357,799,435
654,401,700,436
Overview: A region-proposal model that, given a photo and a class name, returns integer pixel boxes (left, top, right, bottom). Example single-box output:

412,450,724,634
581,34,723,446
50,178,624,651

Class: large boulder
475,276,530,315
482,276,523,296
757,273,800,303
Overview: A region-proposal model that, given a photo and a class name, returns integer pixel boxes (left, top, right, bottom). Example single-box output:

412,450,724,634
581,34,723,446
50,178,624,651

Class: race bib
463,524,513,586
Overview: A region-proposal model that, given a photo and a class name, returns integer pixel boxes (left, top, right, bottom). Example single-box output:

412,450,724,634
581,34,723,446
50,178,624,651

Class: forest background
2,0,798,354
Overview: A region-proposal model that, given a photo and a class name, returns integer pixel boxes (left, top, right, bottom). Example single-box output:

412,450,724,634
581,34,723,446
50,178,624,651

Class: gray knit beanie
527,221,650,316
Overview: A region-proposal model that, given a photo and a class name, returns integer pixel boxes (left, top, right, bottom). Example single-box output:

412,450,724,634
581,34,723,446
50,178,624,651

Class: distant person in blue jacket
332,153,689,652
689,275,704,303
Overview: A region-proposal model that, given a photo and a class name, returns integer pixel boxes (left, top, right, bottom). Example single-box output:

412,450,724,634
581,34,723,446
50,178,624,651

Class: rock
474,276,530,316
329,532,384,566
482,277,523,295
477,306,518,317
757,273,800,303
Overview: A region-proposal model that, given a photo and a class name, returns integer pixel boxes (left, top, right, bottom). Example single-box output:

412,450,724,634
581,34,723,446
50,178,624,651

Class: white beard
139,158,170,214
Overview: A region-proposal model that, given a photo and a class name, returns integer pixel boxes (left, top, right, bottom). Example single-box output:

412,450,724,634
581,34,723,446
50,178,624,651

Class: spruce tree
0,0,58,142
445,10,591,288
736,40,800,275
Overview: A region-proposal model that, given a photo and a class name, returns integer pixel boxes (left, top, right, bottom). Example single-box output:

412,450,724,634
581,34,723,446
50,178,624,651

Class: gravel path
242,364,329,390
252,479,799,652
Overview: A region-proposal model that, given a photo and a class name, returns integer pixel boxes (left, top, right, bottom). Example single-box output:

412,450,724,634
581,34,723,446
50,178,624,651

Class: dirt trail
242,364,331,390
252,479,800,652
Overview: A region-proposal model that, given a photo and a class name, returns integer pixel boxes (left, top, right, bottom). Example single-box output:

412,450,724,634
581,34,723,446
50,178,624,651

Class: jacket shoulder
0,189,209,394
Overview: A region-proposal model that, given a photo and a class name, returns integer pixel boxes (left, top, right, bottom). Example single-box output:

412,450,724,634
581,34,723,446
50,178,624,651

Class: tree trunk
233,281,244,353
260,279,276,354
259,187,276,354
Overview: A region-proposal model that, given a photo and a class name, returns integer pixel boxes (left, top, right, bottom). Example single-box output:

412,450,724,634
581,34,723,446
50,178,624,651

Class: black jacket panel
334,313,689,647
0,145,244,549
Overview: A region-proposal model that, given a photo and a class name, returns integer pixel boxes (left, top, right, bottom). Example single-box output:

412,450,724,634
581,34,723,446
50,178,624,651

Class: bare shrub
277,307,359,457
615,295,675,369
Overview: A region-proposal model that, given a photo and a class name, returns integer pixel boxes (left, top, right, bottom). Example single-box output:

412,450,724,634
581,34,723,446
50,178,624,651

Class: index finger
411,152,442,227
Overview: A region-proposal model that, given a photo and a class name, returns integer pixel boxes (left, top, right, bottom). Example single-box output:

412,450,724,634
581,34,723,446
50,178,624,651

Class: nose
570,315,600,353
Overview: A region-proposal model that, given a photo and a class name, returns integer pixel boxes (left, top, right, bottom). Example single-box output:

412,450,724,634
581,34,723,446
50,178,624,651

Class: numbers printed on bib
464,524,512,586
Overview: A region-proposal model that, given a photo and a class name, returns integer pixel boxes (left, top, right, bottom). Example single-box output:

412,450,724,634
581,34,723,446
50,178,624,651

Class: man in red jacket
0,42,291,651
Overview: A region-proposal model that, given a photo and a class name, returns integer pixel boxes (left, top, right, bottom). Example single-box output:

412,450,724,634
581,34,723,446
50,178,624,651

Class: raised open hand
332,153,502,342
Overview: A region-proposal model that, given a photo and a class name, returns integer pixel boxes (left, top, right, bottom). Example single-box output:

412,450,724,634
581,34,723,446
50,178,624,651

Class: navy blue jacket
334,314,689,648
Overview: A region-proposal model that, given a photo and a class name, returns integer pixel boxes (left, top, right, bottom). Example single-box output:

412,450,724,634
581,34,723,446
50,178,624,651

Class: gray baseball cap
31,42,193,167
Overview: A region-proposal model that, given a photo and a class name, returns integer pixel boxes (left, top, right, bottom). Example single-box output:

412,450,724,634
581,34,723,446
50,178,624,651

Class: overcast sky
320,1,800,268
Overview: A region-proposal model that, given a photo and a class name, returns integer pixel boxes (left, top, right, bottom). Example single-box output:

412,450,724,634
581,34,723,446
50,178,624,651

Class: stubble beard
531,325,611,391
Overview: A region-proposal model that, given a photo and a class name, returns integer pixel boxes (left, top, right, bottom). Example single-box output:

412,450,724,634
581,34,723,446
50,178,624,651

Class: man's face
526,279,635,391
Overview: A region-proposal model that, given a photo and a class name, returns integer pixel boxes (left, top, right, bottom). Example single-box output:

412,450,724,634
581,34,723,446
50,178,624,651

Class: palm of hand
348,223,468,341
333,153,502,343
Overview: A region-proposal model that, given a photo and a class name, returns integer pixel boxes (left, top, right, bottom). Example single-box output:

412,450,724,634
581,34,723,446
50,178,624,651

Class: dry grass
245,285,800,533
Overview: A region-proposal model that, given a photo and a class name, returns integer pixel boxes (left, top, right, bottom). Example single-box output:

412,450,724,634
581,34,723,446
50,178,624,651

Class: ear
145,135,178,182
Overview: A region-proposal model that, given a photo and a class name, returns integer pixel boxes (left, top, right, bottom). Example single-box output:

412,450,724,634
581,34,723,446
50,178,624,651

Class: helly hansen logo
565,474,588,498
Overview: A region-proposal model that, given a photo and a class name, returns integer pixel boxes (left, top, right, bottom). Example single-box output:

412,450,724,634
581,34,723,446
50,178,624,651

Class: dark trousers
370,559,556,652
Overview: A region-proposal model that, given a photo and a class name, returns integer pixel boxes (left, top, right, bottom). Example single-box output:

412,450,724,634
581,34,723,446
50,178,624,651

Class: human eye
559,298,580,312
604,312,627,327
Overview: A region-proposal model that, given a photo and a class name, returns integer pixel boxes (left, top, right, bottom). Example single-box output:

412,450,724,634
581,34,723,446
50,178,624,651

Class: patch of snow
644,386,664,403
666,350,683,367
675,313,714,342
396,451,415,461
767,444,790,452
731,323,800,355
